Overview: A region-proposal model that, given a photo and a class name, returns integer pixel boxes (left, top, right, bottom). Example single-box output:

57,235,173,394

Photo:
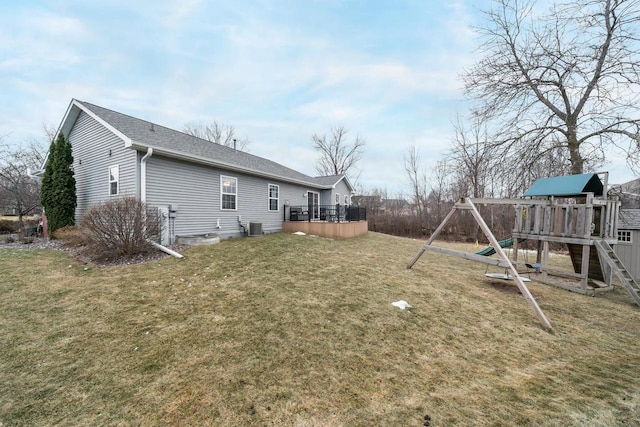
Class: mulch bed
0,237,188,267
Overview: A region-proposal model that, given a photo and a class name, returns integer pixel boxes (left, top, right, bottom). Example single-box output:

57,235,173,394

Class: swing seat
484,272,532,282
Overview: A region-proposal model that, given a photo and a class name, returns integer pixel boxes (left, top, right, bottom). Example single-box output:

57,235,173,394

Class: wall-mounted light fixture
108,149,112,156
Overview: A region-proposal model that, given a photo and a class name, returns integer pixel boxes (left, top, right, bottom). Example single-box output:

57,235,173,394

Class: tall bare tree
464,0,640,175
448,115,496,199
404,143,428,218
425,159,455,231
183,121,250,151
312,125,365,178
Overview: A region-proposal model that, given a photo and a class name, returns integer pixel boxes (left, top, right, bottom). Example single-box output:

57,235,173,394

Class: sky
0,0,636,195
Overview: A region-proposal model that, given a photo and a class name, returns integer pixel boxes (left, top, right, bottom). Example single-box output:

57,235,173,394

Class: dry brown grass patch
1,233,639,426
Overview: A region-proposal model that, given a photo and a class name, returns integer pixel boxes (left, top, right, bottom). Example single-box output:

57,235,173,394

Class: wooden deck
282,221,368,239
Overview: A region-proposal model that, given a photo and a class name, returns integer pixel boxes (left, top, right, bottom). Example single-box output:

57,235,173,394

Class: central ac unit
248,222,263,237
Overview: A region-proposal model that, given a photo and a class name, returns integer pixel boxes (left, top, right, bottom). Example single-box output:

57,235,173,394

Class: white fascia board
72,99,132,147
129,142,330,190
342,175,355,192
40,100,78,170
41,99,133,171
330,175,346,189
327,175,354,191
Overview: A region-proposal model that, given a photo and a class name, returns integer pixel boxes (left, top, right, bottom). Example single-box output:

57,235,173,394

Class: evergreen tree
53,133,76,230
40,132,76,235
40,136,57,212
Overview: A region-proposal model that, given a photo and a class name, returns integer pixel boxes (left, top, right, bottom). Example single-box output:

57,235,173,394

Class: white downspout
140,147,181,256
140,147,153,202
139,148,181,258
148,240,184,258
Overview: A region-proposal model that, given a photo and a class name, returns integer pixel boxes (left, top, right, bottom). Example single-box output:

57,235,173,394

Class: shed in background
615,209,640,280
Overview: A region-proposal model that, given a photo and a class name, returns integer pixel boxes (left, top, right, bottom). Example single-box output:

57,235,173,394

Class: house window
268,184,279,211
335,193,340,204
344,195,349,205
221,175,237,210
618,230,632,243
109,165,119,195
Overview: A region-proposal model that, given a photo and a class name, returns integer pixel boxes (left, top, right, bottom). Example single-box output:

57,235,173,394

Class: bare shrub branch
80,198,163,259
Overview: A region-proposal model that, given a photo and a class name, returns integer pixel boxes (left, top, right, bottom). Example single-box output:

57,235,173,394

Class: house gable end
68,109,138,222
72,100,132,147
40,100,132,172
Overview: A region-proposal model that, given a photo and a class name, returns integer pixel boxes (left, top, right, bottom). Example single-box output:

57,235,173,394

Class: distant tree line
355,0,640,242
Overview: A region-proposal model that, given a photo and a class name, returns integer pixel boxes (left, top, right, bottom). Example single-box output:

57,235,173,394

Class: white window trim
344,194,350,205
268,184,279,212
109,165,119,196
335,193,340,204
618,230,632,244
220,175,238,211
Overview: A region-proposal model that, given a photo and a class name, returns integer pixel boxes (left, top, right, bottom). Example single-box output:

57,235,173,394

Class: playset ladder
594,240,640,306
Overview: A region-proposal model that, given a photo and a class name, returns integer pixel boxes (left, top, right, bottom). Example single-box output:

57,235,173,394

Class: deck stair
594,240,640,306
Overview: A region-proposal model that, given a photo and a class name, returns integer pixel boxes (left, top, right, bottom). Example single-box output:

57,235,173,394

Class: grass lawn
1,232,639,426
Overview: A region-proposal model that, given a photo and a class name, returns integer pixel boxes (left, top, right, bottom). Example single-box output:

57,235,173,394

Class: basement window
618,230,632,243
221,175,237,210
268,184,279,211
109,165,119,195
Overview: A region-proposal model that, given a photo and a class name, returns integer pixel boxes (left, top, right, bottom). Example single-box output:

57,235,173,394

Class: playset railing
513,193,619,240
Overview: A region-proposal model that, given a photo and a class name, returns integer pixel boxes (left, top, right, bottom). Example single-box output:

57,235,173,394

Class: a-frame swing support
408,198,553,331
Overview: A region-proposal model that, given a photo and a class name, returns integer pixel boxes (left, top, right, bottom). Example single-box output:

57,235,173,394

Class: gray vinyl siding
333,179,351,205
321,179,352,206
145,155,311,239
68,111,137,222
615,230,640,279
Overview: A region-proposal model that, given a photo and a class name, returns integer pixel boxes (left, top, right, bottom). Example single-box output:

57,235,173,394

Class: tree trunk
567,120,583,174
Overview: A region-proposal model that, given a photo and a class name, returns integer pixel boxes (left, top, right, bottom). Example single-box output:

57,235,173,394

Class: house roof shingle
75,100,348,190
619,209,640,230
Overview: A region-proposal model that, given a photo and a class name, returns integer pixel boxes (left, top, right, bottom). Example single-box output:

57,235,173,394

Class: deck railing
284,204,366,223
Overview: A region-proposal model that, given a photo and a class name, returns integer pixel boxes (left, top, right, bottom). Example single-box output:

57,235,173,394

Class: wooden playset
408,173,640,331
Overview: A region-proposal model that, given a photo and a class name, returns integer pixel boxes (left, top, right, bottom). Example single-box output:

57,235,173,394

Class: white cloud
167,0,203,24
25,11,89,38
0,0,530,195
295,98,382,123
0,10,92,73
444,0,477,43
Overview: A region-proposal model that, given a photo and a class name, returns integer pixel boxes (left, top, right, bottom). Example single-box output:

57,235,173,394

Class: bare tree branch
404,143,428,217
312,125,365,179
0,136,46,223
183,121,250,151
464,0,640,175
